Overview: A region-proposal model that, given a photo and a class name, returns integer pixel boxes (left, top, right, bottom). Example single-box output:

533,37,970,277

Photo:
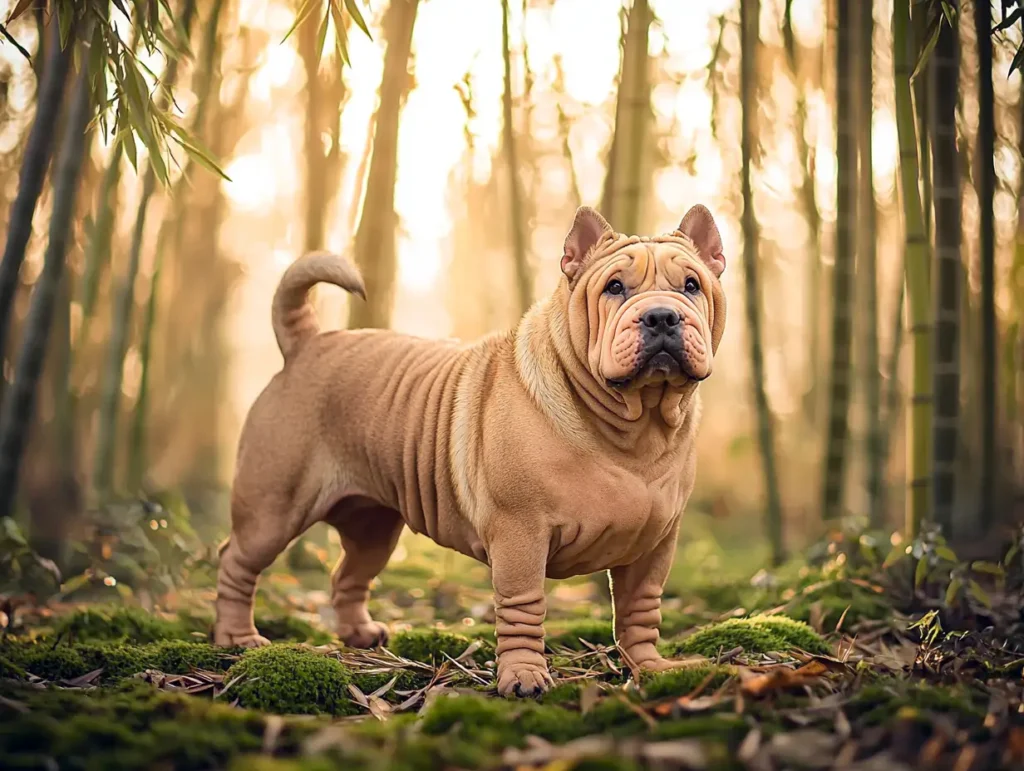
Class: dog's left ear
562,206,612,280
677,204,725,278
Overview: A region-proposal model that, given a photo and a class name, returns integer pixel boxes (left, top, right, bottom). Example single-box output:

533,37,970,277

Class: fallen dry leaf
739,660,829,698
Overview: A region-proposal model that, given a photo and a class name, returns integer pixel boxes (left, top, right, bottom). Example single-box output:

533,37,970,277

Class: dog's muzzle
639,307,685,376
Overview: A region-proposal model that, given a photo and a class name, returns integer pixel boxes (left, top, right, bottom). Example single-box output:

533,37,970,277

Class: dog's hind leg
326,504,404,649
214,492,305,647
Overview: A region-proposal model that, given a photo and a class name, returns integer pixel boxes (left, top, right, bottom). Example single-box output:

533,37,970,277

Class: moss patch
666,615,829,658
847,680,986,726
546,620,615,651
419,692,586,747
640,665,732,701
3,639,234,683
785,581,891,630
0,679,322,771
388,630,480,664
225,645,356,716
52,606,197,644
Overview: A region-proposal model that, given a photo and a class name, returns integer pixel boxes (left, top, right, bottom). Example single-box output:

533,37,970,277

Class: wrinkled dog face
560,205,726,391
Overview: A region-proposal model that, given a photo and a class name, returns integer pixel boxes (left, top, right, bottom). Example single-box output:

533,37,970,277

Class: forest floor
3,513,1024,771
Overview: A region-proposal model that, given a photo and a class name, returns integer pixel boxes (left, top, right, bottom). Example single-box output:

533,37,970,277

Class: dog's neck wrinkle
542,301,697,455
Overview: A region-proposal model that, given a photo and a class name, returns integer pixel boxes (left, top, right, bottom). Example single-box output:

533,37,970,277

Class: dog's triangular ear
677,204,725,278
561,206,612,280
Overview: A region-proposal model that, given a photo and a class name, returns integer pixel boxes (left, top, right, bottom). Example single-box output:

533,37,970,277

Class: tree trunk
552,55,582,210
929,10,960,535
600,0,649,235
0,20,73,387
975,0,996,532
93,0,198,497
821,0,856,522
0,60,92,522
856,0,883,527
347,0,420,331
783,3,823,428
128,0,227,493
741,0,785,564
892,0,933,538
501,0,531,315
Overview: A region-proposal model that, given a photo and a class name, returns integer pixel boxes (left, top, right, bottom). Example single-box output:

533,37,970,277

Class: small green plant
224,645,356,716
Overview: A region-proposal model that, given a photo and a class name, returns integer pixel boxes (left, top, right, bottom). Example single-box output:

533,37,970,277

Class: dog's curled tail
272,251,366,361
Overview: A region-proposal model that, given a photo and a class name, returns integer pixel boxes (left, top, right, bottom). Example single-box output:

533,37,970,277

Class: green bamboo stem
93,0,198,497
928,12,960,535
741,0,785,565
892,0,933,538
821,0,856,522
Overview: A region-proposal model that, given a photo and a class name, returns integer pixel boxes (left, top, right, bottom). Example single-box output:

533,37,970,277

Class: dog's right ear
561,206,612,281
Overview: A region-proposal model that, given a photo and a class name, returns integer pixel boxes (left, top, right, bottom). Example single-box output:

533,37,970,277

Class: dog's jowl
214,204,727,697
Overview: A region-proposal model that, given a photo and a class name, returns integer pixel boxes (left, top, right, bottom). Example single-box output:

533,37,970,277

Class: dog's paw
496,663,554,697
337,621,390,649
214,629,272,648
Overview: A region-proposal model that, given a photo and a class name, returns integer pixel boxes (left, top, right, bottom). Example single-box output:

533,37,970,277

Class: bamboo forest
1,0,1024,769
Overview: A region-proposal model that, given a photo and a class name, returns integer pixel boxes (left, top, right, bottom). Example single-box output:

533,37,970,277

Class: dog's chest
546,467,681,577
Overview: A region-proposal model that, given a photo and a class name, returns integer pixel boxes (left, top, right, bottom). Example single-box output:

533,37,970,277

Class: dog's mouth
606,344,687,389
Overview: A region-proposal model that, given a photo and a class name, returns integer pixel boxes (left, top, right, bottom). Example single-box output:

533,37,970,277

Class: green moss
351,667,429,694
640,665,732,701
225,644,356,716
546,620,615,651
388,630,478,664
0,680,322,771
848,680,985,725
0,654,26,680
660,610,701,639
20,644,87,682
651,712,747,743
52,606,192,644
539,681,584,707
419,692,585,747
666,615,829,658
570,759,642,771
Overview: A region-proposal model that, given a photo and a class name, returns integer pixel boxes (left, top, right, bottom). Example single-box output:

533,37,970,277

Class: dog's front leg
489,526,553,697
610,519,684,672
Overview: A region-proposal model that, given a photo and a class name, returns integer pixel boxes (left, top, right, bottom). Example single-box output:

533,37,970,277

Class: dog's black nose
641,308,681,332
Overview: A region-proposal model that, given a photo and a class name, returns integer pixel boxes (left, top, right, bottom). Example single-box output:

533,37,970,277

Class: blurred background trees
0,0,1022,593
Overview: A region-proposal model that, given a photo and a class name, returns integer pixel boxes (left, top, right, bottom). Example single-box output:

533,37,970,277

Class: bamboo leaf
883,544,909,569
57,0,74,49
282,0,320,44
170,135,231,181
991,7,1022,32
316,4,330,65
343,0,372,40
5,0,35,25
914,556,929,588
1009,44,1024,77
934,545,958,563
970,560,1005,576
911,12,942,82
967,579,992,608
330,1,349,65
944,577,962,608
121,126,138,169
939,0,957,27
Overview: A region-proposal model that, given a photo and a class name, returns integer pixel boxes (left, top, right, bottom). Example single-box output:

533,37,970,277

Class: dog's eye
684,277,700,294
605,279,625,296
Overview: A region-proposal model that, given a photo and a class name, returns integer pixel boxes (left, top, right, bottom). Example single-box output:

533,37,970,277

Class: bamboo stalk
928,11,960,535
741,0,785,565
892,0,933,537
92,0,198,497
821,0,856,522
0,57,92,521
857,0,884,527
501,0,531,315
0,20,73,386
348,0,421,330
975,0,996,531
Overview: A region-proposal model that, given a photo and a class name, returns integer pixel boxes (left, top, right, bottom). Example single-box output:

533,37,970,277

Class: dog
214,204,727,696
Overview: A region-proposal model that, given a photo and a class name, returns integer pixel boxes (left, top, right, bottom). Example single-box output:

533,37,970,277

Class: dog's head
559,205,727,392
